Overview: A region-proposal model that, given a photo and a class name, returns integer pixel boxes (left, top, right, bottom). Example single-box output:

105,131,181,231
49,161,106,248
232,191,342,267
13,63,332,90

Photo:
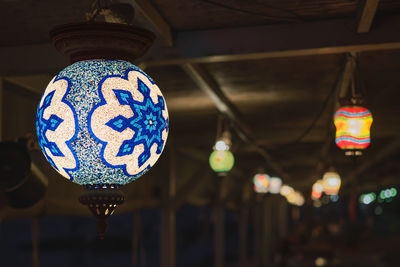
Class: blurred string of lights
252,173,304,206
359,187,398,217
360,188,397,205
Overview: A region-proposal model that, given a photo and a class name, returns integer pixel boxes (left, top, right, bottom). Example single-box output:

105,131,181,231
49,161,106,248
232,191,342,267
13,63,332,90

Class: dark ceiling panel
150,0,400,31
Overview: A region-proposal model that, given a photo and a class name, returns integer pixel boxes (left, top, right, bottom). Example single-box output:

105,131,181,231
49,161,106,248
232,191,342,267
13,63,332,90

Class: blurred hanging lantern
322,171,341,195
35,10,169,237
253,173,270,193
311,180,324,200
287,191,304,206
334,106,372,154
209,125,234,175
334,53,373,156
311,190,322,200
209,150,234,174
280,184,294,197
268,177,282,194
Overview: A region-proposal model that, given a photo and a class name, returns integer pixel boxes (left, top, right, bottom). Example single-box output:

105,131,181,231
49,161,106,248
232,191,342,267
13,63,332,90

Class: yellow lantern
322,171,341,195
287,191,304,206
334,106,373,155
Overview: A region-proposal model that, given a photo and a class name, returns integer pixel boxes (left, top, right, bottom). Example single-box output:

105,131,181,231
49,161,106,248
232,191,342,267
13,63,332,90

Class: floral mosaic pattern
90,69,169,177
36,77,78,179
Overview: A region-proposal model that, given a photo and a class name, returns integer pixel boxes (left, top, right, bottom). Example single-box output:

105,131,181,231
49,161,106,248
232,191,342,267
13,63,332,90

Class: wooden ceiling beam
357,0,380,33
141,15,400,67
2,16,400,75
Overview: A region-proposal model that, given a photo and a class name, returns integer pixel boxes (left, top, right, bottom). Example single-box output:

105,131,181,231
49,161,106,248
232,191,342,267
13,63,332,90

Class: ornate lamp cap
50,22,155,63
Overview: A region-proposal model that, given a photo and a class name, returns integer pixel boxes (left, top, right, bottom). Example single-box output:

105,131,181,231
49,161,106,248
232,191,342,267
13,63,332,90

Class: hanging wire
200,0,303,23
353,53,368,104
290,71,341,144
215,115,225,144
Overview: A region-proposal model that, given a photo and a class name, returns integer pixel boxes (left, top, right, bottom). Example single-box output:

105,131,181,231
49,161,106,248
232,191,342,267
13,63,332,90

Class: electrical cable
200,0,303,23
290,69,341,144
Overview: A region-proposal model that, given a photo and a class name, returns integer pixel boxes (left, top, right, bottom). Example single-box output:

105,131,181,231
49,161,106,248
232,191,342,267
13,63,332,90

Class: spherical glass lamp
209,150,234,175
37,60,168,184
36,22,168,237
268,177,282,194
322,171,341,195
253,173,270,193
334,106,372,155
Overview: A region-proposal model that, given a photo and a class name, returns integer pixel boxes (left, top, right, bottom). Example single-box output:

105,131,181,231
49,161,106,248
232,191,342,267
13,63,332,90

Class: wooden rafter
141,15,400,67
357,0,380,33
2,16,400,75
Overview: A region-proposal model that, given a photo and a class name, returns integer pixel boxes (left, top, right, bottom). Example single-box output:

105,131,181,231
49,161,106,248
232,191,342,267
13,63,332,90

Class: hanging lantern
280,184,294,197
311,180,324,200
334,106,373,155
268,177,282,194
209,130,234,175
36,22,168,237
209,150,234,175
253,173,270,193
322,171,341,195
287,191,304,206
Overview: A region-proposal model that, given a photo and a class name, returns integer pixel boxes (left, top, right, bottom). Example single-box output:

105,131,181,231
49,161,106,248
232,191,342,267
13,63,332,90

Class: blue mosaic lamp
36,22,168,237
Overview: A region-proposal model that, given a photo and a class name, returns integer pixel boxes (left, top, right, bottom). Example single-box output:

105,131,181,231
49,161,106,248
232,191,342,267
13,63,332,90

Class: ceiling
1,0,400,219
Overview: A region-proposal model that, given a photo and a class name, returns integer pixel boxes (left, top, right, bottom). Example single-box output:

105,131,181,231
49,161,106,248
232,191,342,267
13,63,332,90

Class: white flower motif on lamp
36,77,78,178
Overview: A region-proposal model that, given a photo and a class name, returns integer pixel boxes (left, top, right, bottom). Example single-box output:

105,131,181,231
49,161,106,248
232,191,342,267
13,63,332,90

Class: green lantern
209,150,234,174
